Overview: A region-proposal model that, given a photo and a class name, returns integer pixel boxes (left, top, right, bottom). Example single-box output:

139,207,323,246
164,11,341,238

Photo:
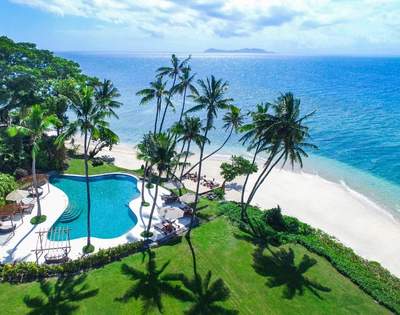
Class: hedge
0,240,144,283
0,173,17,206
218,202,400,314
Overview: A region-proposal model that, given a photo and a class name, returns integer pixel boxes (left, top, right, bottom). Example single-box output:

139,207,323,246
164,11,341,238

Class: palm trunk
146,170,161,235
177,86,187,126
83,129,92,247
172,139,186,176
159,76,177,133
141,161,148,205
240,142,261,221
31,150,41,217
154,98,161,134
186,128,208,238
179,140,191,180
183,127,233,178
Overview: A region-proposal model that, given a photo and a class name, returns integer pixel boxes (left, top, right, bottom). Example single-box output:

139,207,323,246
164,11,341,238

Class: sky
1,0,400,55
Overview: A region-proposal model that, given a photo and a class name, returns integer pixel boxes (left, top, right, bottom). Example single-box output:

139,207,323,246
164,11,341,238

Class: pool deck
0,173,186,264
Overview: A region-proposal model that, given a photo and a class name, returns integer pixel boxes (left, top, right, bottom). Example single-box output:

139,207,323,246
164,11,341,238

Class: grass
0,218,390,314
64,158,141,177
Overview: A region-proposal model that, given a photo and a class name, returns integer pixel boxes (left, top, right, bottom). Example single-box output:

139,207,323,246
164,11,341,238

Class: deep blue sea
59,52,400,214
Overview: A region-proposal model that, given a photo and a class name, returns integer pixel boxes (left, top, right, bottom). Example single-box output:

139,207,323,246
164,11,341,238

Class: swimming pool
49,174,139,240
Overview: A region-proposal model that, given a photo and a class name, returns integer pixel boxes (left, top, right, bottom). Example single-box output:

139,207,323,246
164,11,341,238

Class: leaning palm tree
182,105,243,178
157,54,191,132
136,78,169,134
144,133,177,236
60,84,113,252
241,93,317,225
185,76,233,236
7,105,61,222
171,66,197,126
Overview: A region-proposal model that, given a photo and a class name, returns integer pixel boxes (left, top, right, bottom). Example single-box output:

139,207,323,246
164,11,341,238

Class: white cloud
8,0,400,53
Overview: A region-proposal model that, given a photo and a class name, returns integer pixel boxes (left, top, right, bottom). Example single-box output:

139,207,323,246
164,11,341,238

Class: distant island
204,48,274,54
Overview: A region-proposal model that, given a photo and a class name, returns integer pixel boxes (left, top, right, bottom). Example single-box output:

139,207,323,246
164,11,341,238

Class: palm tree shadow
23,274,99,315
115,249,183,314
252,246,331,300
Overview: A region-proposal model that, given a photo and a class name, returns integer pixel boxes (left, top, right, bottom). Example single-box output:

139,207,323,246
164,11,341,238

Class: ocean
59,52,400,214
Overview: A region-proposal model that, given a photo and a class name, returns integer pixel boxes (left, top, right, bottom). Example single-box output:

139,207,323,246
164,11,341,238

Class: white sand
94,142,400,277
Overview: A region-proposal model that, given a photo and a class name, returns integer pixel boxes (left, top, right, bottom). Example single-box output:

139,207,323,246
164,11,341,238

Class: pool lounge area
0,173,190,264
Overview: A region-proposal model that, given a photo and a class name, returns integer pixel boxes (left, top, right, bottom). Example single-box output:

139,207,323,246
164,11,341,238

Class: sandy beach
79,141,400,277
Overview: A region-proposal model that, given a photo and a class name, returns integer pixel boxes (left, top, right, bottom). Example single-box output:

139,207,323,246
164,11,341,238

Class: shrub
14,168,29,180
212,187,225,200
91,158,104,167
0,173,17,205
0,240,144,283
265,206,286,231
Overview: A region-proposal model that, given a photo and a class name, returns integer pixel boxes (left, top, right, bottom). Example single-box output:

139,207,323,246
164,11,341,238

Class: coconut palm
182,105,243,178
241,93,317,225
185,76,232,235
177,116,206,180
157,54,191,132
94,79,122,119
136,78,169,134
136,132,154,206
145,133,177,236
7,105,61,221
60,84,113,252
171,66,197,126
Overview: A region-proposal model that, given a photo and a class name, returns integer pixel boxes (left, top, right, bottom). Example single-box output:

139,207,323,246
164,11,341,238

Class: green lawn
64,158,141,176
0,218,390,314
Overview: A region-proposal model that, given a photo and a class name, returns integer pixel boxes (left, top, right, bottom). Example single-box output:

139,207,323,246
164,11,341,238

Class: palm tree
94,79,122,119
136,132,154,206
167,271,238,315
172,66,197,126
23,275,98,315
185,76,233,235
182,105,243,178
136,78,169,134
177,116,206,180
60,84,113,252
145,133,177,236
241,93,317,225
7,105,60,221
157,54,191,132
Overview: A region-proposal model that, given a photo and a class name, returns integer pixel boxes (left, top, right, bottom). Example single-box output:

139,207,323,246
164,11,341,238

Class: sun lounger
0,222,16,234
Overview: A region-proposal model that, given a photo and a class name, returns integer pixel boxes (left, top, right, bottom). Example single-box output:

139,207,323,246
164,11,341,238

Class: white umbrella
6,189,29,202
179,193,196,204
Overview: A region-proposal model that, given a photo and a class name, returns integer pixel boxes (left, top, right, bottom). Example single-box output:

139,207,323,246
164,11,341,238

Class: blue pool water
49,174,139,240
59,52,400,213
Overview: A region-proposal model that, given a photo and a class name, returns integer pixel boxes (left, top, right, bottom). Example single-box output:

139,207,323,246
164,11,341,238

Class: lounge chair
0,222,16,234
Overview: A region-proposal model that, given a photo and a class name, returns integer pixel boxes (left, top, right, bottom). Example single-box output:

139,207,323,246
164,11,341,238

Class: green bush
91,157,104,167
0,173,17,205
218,201,400,314
0,240,144,283
212,187,225,200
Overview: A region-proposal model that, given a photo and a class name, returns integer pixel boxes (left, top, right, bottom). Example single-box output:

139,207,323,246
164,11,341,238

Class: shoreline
75,139,400,277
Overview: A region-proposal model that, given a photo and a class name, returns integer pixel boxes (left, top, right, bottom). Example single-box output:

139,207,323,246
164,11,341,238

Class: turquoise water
59,52,400,213
49,174,139,240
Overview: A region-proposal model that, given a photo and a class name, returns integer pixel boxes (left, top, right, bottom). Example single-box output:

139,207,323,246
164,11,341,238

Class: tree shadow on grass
115,249,183,314
23,274,99,315
252,246,331,300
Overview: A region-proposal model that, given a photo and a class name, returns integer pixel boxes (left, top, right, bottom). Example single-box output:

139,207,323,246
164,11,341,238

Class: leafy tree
186,76,233,236
7,105,61,220
0,173,17,206
220,155,258,191
89,126,119,159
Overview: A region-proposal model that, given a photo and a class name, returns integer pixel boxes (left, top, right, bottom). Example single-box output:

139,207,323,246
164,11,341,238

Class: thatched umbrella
179,193,196,204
